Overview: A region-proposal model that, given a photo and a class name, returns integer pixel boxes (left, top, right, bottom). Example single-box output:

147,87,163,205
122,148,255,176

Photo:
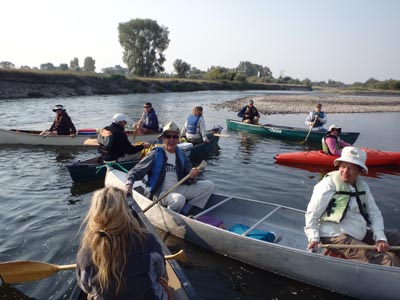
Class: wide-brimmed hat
52,104,66,112
334,146,368,174
112,113,128,123
159,121,180,138
328,124,341,134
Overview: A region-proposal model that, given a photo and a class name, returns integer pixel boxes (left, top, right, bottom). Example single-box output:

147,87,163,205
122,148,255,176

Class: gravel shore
213,94,400,115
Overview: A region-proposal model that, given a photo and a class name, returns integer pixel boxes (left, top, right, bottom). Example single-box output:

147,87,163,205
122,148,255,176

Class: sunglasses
163,134,179,139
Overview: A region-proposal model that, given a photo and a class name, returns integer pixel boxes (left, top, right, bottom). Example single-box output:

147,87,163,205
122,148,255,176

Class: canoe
0,128,158,146
69,193,199,300
66,127,221,183
65,142,193,183
226,119,360,144
105,167,400,300
274,148,400,167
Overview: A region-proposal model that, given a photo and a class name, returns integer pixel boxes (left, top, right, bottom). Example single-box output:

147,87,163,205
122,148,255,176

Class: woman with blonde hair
76,187,168,300
180,106,209,144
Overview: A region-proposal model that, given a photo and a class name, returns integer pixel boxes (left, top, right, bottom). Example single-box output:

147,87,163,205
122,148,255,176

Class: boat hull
226,119,360,144
275,148,400,167
106,168,400,300
0,128,158,146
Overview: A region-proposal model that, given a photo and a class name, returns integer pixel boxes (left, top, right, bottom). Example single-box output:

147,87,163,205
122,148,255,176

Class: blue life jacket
186,115,201,134
311,111,325,127
147,147,187,193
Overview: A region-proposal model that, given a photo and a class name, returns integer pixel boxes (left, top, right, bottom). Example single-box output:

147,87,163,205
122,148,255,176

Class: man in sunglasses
125,121,214,213
133,102,160,134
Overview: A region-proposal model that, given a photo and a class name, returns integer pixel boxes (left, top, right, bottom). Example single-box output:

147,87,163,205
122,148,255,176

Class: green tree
118,18,170,77
0,61,15,69
173,59,191,78
58,63,69,71
83,56,96,72
40,62,56,71
101,65,128,76
70,57,80,71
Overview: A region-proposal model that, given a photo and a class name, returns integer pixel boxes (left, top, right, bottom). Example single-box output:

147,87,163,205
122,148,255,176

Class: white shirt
304,173,387,243
161,151,178,192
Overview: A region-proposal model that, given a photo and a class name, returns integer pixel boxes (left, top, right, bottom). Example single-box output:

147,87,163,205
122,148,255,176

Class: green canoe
226,119,360,144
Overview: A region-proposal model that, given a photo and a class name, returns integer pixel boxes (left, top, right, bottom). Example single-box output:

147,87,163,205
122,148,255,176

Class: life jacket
97,128,113,149
322,135,342,154
147,146,187,194
320,171,370,224
186,115,201,134
311,111,325,127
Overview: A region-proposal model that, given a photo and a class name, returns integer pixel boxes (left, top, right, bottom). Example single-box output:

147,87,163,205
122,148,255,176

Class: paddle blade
0,261,76,284
83,138,99,146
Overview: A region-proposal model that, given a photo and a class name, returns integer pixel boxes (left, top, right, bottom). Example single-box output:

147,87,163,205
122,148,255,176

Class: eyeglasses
163,134,179,139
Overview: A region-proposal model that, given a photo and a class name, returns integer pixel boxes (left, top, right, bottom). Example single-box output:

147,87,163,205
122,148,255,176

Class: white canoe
105,167,400,300
0,128,159,146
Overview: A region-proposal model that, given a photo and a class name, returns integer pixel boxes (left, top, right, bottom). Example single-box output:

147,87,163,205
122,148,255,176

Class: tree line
1,18,399,91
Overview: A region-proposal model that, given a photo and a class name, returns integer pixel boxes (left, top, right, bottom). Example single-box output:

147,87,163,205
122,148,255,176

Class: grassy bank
0,69,310,99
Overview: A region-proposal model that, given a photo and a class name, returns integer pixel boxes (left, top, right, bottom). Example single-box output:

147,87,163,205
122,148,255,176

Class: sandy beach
213,93,400,115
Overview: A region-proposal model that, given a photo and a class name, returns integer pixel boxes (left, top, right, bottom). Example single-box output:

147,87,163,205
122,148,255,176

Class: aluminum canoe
105,167,400,300
0,128,158,146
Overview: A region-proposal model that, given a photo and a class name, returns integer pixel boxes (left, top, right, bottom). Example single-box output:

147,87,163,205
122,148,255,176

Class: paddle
0,250,186,284
321,244,400,250
142,160,207,213
301,119,316,144
213,133,230,138
84,138,100,146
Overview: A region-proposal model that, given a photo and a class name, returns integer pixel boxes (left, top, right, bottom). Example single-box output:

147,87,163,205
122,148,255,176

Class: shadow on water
0,284,35,300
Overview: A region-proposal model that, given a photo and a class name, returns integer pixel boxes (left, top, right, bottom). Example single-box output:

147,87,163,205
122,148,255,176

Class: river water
0,90,399,300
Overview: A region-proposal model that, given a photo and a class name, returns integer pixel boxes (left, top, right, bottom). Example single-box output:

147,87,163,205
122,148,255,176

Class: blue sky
2,0,399,83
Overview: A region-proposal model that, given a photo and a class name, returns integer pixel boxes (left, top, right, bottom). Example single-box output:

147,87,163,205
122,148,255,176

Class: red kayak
274,148,400,167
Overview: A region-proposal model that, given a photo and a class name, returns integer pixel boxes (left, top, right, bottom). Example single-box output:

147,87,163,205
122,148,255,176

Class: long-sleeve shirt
325,136,351,156
304,172,387,243
305,111,327,129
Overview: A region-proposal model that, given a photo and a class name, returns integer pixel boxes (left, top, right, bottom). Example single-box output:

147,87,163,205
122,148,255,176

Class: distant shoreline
213,93,400,115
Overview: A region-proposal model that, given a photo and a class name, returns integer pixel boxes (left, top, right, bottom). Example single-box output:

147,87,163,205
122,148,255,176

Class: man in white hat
98,113,150,162
322,124,352,156
125,121,214,213
304,146,400,266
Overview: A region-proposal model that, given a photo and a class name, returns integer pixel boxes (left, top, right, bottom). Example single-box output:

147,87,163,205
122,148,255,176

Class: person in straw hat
304,146,400,266
322,124,352,156
125,121,214,213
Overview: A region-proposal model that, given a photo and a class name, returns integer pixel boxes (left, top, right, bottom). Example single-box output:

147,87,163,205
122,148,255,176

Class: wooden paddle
301,119,316,144
0,250,186,284
321,244,400,250
213,133,230,138
142,160,207,213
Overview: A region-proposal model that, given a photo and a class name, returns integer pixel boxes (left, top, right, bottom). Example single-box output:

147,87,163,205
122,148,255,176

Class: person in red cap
305,146,400,266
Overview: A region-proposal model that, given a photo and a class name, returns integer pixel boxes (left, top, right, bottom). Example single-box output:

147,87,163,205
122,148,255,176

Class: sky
2,0,400,84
